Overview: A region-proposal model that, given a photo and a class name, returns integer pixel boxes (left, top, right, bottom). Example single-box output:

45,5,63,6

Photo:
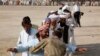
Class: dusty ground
0,6,100,56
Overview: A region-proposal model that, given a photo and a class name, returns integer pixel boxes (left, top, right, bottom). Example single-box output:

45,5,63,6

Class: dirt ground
0,6,100,56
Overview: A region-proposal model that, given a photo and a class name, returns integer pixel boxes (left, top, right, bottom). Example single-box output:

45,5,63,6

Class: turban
59,14,67,18
59,13,71,19
45,18,51,23
48,14,59,21
42,18,51,25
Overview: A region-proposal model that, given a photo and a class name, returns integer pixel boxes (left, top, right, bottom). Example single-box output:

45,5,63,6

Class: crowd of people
0,0,100,6
0,0,56,5
7,3,87,56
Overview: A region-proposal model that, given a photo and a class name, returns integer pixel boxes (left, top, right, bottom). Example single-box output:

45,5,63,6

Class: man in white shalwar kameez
72,3,82,27
7,16,44,56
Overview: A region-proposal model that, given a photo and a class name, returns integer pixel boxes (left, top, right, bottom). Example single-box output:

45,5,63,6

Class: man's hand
7,48,18,53
75,47,88,53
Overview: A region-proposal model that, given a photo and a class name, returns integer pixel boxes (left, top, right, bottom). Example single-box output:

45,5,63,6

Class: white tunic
17,28,37,49
16,28,43,56
66,18,77,53
72,4,80,13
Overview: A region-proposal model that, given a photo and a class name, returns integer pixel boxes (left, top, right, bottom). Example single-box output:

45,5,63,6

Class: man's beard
26,28,31,35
